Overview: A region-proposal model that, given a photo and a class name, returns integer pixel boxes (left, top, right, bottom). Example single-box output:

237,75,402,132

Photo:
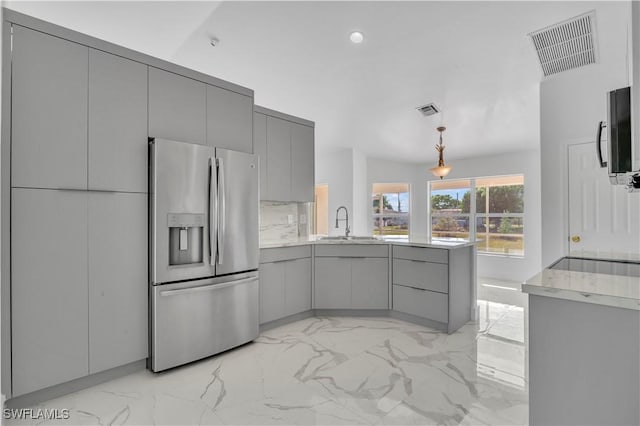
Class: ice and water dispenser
167,213,205,266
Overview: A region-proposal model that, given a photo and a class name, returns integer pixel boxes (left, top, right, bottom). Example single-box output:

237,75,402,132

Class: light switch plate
287,214,294,225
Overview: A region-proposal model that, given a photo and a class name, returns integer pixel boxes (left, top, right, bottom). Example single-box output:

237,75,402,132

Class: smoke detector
416,103,440,117
528,11,598,77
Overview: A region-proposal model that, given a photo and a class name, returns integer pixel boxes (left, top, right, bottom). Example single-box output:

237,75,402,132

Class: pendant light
429,126,452,179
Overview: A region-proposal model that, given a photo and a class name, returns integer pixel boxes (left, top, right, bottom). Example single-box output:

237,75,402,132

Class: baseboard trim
5,359,146,409
259,310,315,332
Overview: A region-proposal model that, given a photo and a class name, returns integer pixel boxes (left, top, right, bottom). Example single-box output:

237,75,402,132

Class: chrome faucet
335,206,350,237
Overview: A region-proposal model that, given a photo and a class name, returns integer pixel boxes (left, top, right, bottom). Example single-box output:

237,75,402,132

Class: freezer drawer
151,273,259,372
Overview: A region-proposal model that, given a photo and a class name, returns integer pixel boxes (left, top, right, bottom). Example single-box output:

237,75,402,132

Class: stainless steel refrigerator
149,138,259,372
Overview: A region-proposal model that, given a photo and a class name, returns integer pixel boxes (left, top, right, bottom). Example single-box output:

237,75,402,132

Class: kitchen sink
318,236,380,241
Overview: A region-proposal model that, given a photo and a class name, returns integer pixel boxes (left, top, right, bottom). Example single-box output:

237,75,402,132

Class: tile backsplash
260,201,311,243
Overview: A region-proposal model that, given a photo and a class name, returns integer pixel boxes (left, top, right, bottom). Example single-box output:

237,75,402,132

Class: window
313,184,329,235
429,175,524,256
430,179,471,242
372,183,410,240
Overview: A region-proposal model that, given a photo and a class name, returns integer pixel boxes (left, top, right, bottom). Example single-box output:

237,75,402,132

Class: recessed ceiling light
349,31,364,44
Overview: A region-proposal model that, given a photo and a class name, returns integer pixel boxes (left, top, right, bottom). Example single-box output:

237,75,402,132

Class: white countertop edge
522,284,640,311
259,239,477,250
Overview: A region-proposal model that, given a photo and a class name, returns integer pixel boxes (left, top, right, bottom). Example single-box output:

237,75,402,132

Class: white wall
351,149,368,236
315,149,354,236
540,2,631,266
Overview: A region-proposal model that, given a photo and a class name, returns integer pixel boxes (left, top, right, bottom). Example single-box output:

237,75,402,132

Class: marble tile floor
6,303,528,426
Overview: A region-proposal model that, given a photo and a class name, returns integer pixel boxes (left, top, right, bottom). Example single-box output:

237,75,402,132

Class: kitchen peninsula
523,257,640,426
259,237,477,335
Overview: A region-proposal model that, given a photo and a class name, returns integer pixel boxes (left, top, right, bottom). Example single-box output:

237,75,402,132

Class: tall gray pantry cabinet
2,10,255,402
10,25,148,397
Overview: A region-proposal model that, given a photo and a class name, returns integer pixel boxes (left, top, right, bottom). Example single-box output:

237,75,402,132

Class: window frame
372,183,411,240
428,175,525,258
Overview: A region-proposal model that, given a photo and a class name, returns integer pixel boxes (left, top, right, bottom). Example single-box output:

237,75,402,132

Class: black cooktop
550,257,640,278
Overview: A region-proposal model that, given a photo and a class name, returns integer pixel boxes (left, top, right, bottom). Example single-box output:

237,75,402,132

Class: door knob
571,235,581,243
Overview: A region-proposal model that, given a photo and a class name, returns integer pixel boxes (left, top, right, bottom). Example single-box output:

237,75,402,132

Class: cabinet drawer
393,245,448,264
393,285,448,323
393,259,448,293
260,245,311,263
314,244,388,258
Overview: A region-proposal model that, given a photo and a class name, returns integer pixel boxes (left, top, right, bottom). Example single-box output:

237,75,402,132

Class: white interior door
568,143,640,255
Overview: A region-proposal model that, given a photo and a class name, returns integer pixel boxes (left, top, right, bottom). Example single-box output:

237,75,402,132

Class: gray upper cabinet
266,116,292,201
11,189,88,396
149,67,206,145
290,123,315,202
253,113,268,198
88,192,148,374
88,49,148,192
207,85,253,153
11,26,88,190
255,108,315,202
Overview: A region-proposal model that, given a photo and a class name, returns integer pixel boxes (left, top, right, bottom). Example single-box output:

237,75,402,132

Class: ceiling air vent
416,103,440,116
528,11,598,77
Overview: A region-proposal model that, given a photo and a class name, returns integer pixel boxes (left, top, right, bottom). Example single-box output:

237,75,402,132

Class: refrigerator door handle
208,158,217,266
159,276,258,297
217,157,227,265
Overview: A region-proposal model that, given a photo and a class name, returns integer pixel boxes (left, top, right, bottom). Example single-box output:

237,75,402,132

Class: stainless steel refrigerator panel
214,148,259,276
150,139,215,284
151,272,259,372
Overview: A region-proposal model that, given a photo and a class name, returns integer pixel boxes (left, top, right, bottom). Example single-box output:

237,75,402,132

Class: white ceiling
5,1,632,163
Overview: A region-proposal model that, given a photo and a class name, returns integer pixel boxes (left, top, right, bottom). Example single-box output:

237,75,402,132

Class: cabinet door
88,49,148,192
88,192,148,374
207,85,253,153
149,67,206,145
351,258,389,309
284,258,312,316
290,123,314,202
266,116,291,201
11,189,88,396
253,113,268,199
259,262,285,324
314,257,351,309
12,26,88,190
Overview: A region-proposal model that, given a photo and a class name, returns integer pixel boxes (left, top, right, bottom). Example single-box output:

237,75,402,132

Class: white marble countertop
260,236,476,250
522,266,640,311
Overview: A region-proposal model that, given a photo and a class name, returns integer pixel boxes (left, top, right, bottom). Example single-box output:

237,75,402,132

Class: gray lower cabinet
259,246,312,324
149,67,206,145
11,25,88,190
259,262,285,324
284,258,312,316
88,49,148,192
392,285,448,323
88,192,148,374
314,257,352,309
207,85,253,153
314,247,389,310
11,189,89,396
351,258,388,309
11,189,149,395
391,245,472,333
